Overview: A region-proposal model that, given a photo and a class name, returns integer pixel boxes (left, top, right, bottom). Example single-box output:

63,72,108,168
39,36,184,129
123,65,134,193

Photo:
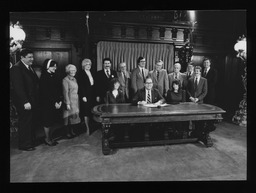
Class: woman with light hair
77,58,95,135
62,64,81,138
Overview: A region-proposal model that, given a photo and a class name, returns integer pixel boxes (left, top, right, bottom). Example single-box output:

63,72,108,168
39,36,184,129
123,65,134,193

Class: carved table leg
200,133,213,147
144,127,149,141
197,121,214,147
164,128,169,140
124,127,130,142
102,124,111,155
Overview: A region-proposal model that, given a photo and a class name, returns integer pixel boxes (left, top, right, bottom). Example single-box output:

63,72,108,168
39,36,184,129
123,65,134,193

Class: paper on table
143,103,169,108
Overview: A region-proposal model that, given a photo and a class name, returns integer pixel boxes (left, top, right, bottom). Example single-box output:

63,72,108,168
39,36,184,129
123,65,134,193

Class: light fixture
234,35,246,61
10,21,26,54
232,35,247,127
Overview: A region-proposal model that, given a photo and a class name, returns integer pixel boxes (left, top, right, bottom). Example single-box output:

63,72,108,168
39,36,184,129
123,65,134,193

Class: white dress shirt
85,69,94,86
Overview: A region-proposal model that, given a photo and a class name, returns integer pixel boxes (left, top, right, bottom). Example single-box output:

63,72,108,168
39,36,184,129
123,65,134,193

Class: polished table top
92,102,226,118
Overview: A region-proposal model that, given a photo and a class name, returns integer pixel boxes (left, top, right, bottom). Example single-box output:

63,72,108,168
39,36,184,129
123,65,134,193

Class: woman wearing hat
39,59,63,146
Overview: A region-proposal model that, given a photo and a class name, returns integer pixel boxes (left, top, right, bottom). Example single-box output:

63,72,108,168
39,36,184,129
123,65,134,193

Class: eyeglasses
145,82,153,84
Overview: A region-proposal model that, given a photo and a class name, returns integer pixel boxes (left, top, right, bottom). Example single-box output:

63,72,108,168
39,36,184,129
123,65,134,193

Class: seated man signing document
132,76,165,106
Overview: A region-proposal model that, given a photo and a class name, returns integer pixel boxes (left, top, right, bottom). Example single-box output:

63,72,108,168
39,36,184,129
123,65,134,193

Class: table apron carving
92,103,226,155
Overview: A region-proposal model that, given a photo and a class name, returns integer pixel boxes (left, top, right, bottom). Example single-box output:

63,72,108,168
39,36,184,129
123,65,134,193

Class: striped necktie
147,91,151,103
106,70,110,78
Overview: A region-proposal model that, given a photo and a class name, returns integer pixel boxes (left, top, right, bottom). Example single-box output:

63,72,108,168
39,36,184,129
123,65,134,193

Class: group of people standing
10,48,217,151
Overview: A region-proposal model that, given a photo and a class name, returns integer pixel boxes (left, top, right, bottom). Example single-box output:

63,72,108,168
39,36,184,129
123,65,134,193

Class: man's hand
24,102,31,110
96,97,100,103
189,97,195,103
82,97,87,102
138,101,147,105
154,101,162,106
66,104,71,110
55,101,62,109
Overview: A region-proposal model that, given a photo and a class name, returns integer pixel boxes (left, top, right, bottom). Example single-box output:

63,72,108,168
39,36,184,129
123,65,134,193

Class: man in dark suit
95,58,117,104
10,48,40,151
131,56,149,98
186,66,214,145
186,66,208,104
148,60,169,98
202,58,218,105
168,62,186,91
132,76,165,105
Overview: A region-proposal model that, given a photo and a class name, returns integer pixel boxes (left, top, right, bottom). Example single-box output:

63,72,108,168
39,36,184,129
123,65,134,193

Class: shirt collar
21,60,29,69
195,75,201,80
139,67,144,71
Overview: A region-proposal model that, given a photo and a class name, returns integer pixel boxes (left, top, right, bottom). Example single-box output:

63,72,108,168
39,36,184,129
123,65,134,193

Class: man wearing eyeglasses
131,56,149,97
132,76,165,105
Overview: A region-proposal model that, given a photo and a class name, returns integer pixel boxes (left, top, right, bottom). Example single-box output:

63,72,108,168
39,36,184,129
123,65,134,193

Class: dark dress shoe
44,139,57,146
53,140,59,145
19,147,36,151
66,134,74,139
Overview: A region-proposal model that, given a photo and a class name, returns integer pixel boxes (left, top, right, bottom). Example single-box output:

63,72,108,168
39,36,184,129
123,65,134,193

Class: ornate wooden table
92,103,226,155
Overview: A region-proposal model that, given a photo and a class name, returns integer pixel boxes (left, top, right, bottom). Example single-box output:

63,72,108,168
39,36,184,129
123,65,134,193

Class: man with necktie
168,62,186,91
186,66,207,103
148,60,169,97
10,48,40,151
95,58,117,104
132,76,165,105
202,58,218,105
131,56,149,98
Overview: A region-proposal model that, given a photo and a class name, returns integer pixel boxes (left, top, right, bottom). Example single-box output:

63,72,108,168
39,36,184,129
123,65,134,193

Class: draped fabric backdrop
97,41,174,73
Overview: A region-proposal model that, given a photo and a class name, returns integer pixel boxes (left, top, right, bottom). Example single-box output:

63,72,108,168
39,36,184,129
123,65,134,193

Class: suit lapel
151,89,154,102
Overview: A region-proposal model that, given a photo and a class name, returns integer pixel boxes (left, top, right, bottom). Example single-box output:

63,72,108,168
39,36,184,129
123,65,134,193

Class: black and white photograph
9,10,247,183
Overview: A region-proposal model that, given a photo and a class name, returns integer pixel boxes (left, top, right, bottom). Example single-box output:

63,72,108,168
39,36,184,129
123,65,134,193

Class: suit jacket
183,71,195,89
10,61,40,110
202,67,217,89
77,70,95,101
77,70,95,115
186,76,208,103
95,69,117,102
202,67,218,104
148,69,169,97
117,71,131,100
131,67,149,96
168,72,186,90
132,88,165,105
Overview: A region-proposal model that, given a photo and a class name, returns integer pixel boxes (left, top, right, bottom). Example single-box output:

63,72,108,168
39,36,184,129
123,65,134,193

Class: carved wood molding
90,22,192,46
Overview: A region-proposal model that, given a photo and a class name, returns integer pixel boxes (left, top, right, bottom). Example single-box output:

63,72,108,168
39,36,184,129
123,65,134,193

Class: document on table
143,103,169,108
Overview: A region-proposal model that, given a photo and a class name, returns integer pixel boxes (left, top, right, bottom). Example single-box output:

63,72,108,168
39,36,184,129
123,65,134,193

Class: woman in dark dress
39,59,62,146
77,58,95,135
166,79,186,104
166,79,188,137
105,78,126,104
104,78,126,140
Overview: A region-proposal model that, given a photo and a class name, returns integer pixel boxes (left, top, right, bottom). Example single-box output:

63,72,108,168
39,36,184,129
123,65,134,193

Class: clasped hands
189,97,199,103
